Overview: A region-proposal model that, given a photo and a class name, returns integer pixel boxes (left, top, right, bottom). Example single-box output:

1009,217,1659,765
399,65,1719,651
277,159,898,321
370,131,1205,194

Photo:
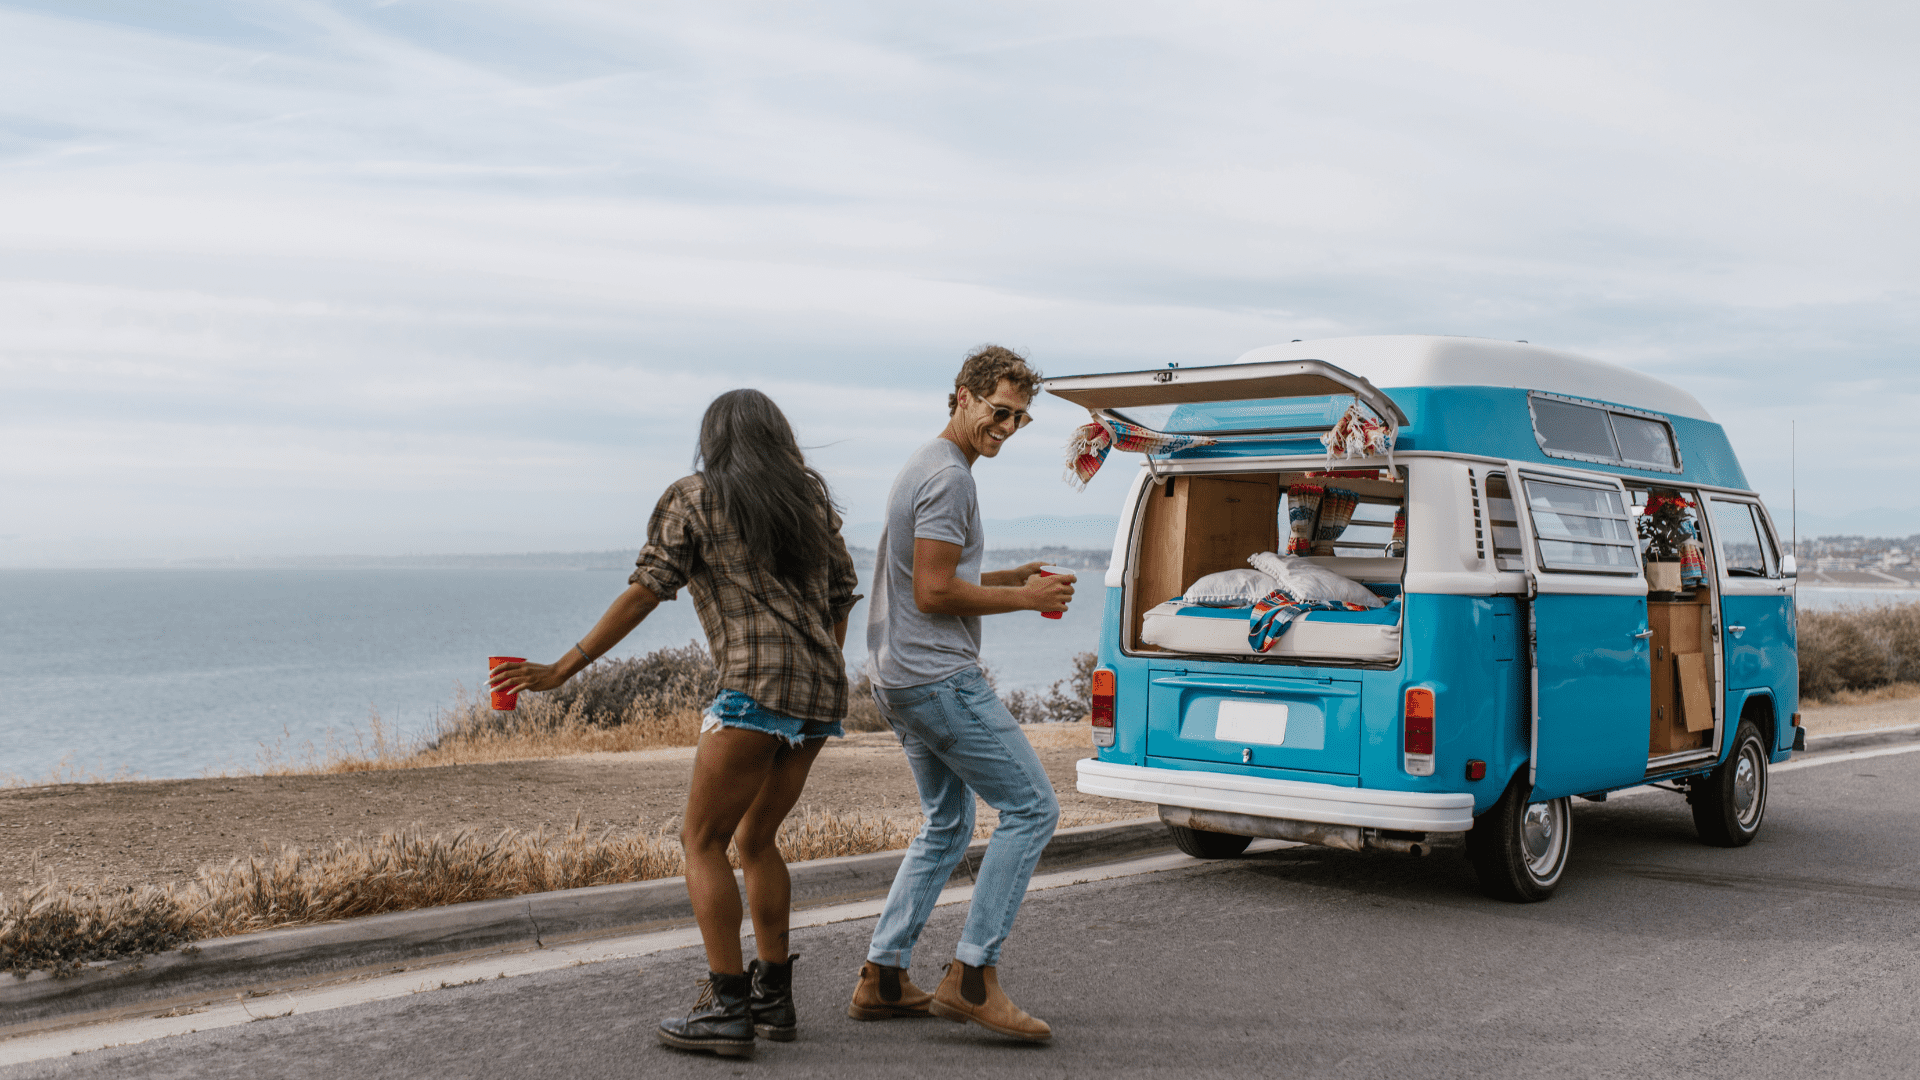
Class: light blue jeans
865,666,1060,969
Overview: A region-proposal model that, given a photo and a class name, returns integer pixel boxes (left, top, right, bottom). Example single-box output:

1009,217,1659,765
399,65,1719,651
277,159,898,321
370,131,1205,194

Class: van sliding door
1709,499,1795,749
1512,470,1654,801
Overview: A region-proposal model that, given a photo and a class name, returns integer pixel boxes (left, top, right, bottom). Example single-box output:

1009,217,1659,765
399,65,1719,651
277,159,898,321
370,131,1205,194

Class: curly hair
948,344,1043,415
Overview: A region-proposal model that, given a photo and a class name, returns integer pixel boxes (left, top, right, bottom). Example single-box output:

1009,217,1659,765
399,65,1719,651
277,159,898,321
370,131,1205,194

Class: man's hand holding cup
1027,565,1076,619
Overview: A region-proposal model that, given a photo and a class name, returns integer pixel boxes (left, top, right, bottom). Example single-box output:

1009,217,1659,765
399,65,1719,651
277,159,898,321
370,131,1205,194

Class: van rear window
1529,393,1680,472
1111,396,1350,435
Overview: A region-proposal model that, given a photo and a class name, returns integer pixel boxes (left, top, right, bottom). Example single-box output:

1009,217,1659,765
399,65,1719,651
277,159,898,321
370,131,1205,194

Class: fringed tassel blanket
1248,589,1376,653
1064,414,1218,489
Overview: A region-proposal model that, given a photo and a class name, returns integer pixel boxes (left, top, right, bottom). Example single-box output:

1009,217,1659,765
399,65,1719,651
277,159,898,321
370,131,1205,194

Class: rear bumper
1077,758,1477,832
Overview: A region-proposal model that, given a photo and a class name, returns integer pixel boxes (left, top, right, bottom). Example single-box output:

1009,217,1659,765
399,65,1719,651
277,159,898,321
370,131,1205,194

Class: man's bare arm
912,539,1073,617
980,560,1047,587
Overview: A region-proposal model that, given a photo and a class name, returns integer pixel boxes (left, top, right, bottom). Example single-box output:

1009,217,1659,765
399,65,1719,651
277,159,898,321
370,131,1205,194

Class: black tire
1690,719,1768,847
1166,823,1253,859
1466,771,1572,903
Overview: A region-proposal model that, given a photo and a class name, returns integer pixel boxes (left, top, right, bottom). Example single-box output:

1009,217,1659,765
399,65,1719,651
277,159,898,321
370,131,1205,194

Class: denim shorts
700,689,844,747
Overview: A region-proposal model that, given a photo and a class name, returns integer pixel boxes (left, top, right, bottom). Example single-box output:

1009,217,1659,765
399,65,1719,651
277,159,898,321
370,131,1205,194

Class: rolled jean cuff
865,946,911,968
953,941,998,968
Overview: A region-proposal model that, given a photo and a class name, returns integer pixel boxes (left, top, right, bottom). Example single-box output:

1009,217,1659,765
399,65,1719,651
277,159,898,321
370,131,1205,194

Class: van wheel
1166,823,1253,859
1466,773,1571,903
1690,720,1768,847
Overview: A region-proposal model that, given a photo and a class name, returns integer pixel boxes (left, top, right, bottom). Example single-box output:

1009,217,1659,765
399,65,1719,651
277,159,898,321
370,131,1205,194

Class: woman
490,389,859,1059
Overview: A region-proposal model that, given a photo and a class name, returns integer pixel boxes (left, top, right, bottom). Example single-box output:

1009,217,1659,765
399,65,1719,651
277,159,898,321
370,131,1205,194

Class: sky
3,0,1918,565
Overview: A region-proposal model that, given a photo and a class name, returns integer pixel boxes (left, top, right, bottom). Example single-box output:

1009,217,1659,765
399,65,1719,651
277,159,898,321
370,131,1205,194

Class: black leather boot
657,971,755,1057
748,954,799,1042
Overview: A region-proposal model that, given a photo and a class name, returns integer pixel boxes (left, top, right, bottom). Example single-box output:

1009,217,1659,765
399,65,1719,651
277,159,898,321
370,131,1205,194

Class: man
846,344,1074,1043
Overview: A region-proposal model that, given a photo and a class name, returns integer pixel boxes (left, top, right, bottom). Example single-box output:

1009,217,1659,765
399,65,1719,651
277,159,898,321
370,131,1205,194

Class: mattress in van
1140,599,1402,661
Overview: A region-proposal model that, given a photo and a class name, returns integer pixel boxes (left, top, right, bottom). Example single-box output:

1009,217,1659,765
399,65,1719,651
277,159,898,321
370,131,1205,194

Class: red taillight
1403,687,1435,775
1090,668,1116,727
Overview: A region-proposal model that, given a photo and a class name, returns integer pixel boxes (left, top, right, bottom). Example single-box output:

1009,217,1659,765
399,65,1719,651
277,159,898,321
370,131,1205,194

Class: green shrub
1002,652,1098,725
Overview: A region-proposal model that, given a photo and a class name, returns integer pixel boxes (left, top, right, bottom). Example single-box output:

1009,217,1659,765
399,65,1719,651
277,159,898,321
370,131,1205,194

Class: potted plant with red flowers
1639,490,1692,595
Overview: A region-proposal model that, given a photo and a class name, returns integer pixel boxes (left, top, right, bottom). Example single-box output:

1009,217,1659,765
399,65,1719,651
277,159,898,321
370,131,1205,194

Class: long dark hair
694,389,839,592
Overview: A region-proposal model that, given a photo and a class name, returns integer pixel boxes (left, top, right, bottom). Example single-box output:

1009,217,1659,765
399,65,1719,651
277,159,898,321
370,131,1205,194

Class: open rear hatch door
1043,359,1409,434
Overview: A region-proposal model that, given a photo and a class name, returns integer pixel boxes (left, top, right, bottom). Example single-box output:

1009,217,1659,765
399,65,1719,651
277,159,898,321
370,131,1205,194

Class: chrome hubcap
1521,801,1563,876
1732,747,1763,826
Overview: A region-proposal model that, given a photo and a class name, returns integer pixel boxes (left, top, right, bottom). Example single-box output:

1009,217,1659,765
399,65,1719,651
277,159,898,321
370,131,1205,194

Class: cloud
2,0,1918,562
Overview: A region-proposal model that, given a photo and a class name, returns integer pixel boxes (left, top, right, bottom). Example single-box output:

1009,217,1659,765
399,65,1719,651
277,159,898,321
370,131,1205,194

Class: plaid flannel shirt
628,474,861,722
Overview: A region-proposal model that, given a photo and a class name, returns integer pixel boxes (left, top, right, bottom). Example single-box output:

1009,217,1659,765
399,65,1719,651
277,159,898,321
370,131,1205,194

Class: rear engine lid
1146,668,1362,776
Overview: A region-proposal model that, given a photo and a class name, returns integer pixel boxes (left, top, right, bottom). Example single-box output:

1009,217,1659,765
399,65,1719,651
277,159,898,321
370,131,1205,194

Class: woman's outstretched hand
486,582,662,699
489,659,570,695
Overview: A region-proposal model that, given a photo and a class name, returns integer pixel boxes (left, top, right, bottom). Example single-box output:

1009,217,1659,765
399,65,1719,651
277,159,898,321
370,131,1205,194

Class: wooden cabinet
1648,601,1712,754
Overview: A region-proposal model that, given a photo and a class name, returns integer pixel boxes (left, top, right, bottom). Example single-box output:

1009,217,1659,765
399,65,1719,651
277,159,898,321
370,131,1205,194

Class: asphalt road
10,747,1920,1080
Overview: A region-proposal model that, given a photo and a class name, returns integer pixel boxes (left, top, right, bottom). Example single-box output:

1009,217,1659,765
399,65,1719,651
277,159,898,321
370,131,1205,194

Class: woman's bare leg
681,727,783,974
733,738,826,963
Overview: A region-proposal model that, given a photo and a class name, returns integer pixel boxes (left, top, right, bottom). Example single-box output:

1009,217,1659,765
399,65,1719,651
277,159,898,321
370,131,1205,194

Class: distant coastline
15,545,1114,573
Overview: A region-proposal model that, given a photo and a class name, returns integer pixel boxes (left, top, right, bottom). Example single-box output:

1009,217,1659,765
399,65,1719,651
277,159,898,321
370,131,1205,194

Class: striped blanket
1248,589,1375,653
1064,415,1218,488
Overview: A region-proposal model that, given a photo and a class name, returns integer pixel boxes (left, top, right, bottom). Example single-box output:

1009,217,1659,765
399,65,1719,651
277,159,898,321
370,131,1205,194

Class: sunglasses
981,402,1034,429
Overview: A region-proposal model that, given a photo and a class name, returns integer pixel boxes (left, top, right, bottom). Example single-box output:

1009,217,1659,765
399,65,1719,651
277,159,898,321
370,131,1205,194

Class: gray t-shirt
867,438,984,689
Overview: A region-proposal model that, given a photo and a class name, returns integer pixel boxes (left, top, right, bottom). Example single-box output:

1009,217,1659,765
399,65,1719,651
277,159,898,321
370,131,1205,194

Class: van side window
1529,394,1681,471
1521,477,1640,573
1710,500,1775,577
1531,398,1618,460
1482,473,1525,570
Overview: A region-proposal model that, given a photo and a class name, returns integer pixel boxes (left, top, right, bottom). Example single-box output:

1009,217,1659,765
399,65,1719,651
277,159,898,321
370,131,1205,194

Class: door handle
1727,624,1746,637
1632,629,1654,639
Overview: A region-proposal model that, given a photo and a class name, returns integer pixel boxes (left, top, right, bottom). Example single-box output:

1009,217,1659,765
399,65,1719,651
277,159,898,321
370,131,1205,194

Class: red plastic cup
489,656,526,711
1038,565,1074,620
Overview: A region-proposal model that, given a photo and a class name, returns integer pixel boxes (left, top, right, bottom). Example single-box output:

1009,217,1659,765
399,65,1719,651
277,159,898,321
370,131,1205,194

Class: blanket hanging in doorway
1063,414,1218,489
1320,398,1396,471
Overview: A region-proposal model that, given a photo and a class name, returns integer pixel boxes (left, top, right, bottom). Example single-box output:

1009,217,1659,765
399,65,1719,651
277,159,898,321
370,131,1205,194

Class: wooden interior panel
1131,478,1187,651
1180,476,1281,586
1128,474,1281,650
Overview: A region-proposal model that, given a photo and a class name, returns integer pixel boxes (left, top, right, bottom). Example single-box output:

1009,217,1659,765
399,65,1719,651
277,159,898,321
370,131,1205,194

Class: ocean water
6,572,1890,783
1795,587,1920,610
0,566,1103,782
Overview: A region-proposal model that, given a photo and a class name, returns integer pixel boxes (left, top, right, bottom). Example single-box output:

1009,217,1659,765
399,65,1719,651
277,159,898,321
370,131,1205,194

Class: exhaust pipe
1160,806,1432,857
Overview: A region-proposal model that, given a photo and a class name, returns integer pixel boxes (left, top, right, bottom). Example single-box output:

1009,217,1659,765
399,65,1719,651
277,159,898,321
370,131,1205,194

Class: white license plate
1215,699,1290,746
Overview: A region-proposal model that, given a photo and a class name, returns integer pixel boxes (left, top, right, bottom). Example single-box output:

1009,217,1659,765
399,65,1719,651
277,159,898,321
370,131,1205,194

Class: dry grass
248,642,723,774
0,808,934,979
248,644,1098,775
252,701,706,775
1800,605,1920,700
0,757,141,789
2,801,1136,978
1019,723,1093,749
1807,681,1920,707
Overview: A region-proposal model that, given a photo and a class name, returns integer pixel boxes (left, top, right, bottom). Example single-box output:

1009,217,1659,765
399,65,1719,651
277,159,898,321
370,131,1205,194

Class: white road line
1809,721,1920,741
1592,737,1920,804
1775,741,1920,772
0,843,1277,1067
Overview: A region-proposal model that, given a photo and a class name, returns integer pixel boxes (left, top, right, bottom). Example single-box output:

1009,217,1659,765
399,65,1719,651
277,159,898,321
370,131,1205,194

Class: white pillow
1180,568,1279,607
1247,552,1384,609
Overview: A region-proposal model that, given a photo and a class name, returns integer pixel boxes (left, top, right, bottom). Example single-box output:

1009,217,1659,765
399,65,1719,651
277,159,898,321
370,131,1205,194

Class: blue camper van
1046,335,1800,902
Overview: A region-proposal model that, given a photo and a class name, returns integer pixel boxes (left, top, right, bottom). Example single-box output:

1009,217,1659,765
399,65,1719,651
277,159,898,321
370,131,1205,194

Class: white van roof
1232,335,1713,422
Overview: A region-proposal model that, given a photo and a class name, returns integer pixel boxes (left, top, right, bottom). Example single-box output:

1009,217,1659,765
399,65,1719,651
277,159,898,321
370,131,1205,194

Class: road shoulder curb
1,815,1168,1036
